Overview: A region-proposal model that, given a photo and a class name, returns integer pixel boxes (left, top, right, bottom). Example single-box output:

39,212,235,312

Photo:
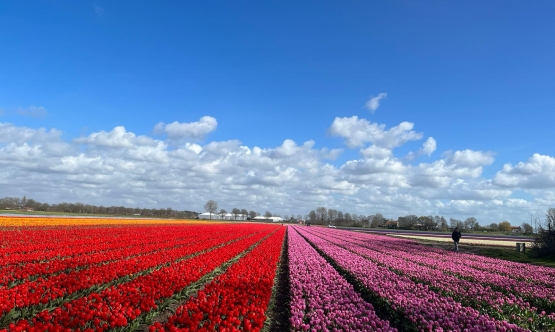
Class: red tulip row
0,225,264,320
149,226,286,331
1,225,195,266
6,225,279,331
0,226,204,269
0,228,210,287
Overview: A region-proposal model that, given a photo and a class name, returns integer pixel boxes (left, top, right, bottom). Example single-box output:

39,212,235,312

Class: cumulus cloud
420,137,437,156
365,93,387,113
154,116,217,141
17,106,48,118
75,126,158,148
0,122,72,157
406,137,437,160
493,154,555,188
328,116,422,148
0,121,552,225
444,149,495,168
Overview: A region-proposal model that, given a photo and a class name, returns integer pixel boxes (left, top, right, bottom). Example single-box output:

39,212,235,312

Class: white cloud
17,106,48,118
444,149,494,168
328,116,422,148
360,145,393,159
0,121,552,225
420,137,437,156
365,92,387,113
493,154,555,188
74,126,159,149
154,116,217,141
406,137,437,161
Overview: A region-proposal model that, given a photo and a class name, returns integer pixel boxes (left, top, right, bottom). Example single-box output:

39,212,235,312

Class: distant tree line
305,207,385,227
0,196,198,219
304,206,536,234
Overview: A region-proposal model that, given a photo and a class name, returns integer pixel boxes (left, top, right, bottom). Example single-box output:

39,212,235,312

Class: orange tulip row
0,216,217,227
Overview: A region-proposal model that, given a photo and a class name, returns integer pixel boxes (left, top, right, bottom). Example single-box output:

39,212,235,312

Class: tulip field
1,218,555,331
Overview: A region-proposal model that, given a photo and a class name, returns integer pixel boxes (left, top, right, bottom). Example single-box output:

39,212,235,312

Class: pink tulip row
324,229,555,310
294,226,526,332
288,227,397,331
305,227,555,330
353,232,555,288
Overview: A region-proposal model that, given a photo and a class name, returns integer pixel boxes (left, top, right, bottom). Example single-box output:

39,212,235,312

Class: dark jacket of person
452,229,461,242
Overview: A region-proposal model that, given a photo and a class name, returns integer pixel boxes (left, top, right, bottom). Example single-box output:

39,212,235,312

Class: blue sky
1,1,555,224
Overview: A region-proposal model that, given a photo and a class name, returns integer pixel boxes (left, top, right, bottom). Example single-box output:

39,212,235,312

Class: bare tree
327,209,337,224
344,213,352,225
315,207,327,224
358,215,369,228
464,217,478,231
450,218,463,229
264,211,272,218
308,210,317,223
336,211,344,225
204,200,218,219
240,209,248,219
219,209,227,220
531,208,555,257
419,216,436,231
489,223,499,231
351,214,359,226
232,208,241,220
435,216,448,231
248,210,257,219
371,213,385,228
399,215,418,229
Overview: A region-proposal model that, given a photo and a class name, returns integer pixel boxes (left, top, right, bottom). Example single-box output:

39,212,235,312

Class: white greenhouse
197,212,247,220
252,216,284,222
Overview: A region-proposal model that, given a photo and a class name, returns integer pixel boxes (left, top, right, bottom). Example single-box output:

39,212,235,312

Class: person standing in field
452,227,462,252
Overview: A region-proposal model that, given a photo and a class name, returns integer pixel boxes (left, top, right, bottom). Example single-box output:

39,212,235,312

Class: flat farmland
1,219,555,331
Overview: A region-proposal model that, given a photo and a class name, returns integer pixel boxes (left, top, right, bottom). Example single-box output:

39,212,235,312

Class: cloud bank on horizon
1,112,553,225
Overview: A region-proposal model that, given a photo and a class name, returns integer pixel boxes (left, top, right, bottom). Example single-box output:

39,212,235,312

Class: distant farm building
197,213,247,220
511,226,522,234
